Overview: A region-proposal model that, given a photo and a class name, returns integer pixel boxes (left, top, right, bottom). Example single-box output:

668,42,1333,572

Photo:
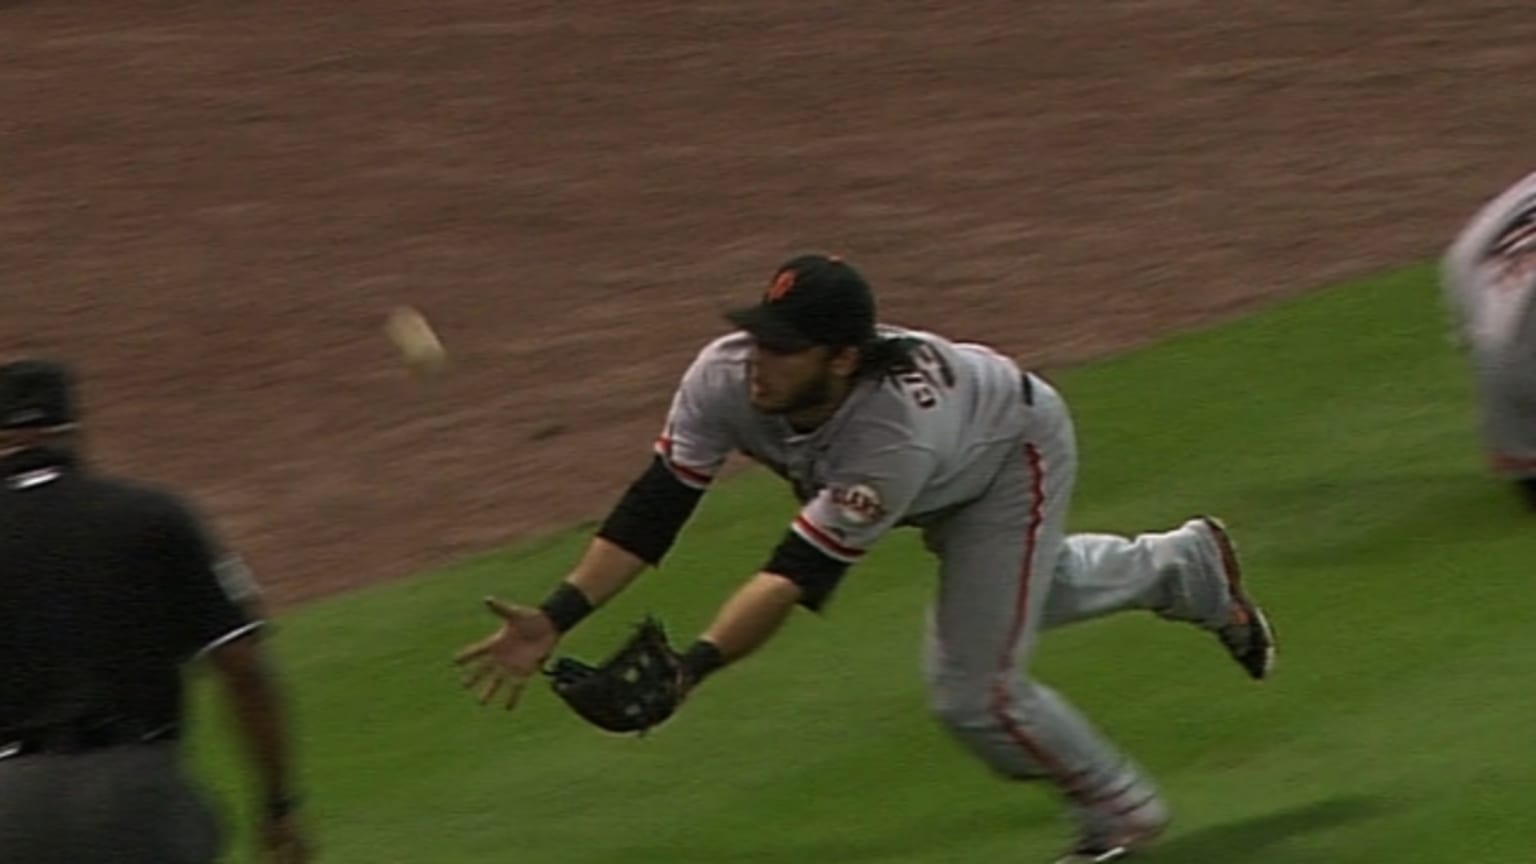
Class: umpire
0,359,310,863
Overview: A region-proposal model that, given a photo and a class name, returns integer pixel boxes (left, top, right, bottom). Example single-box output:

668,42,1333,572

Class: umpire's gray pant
0,742,222,864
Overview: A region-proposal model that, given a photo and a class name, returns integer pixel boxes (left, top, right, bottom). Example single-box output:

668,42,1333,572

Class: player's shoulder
84,471,205,526
873,323,993,361
870,322,1011,388
861,324,1017,416
676,331,752,385
848,328,962,428
1501,168,1536,201
693,330,754,363
1456,169,1536,242
1446,169,1536,274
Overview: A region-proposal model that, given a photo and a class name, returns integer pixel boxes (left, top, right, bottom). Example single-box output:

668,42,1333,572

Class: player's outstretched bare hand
454,597,559,711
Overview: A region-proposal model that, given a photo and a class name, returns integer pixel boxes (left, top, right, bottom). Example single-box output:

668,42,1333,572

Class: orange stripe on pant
985,442,1104,807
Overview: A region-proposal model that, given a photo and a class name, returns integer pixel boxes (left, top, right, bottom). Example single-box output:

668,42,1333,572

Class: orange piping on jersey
792,514,865,561
653,436,714,487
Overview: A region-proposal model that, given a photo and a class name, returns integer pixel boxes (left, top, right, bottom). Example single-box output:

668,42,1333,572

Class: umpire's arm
207,635,303,824
161,497,307,859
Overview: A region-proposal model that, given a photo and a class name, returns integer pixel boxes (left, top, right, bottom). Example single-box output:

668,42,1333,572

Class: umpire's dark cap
726,254,877,352
0,359,78,429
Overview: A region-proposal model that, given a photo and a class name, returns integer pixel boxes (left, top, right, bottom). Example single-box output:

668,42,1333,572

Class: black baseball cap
0,360,77,429
726,254,877,351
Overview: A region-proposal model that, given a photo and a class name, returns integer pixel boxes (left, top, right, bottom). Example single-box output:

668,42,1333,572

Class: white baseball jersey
1441,169,1536,472
654,326,1031,564
1442,169,1536,357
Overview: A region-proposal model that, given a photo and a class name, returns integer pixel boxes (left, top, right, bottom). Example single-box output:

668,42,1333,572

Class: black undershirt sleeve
595,456,706,565
597,457,852,610
763,530,851,612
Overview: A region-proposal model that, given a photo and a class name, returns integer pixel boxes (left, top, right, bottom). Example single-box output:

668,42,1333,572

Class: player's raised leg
1039,516,1278,682
1014,368,1275,680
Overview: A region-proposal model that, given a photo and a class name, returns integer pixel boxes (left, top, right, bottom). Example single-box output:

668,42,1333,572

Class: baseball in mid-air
384,305,448,375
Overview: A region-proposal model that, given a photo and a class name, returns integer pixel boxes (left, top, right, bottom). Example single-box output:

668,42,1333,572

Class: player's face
747,343,839,415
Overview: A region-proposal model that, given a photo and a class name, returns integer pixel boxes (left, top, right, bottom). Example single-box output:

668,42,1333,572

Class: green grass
185,263,1536,863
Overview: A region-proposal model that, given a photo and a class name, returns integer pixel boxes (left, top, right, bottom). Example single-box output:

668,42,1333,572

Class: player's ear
829,345,862,379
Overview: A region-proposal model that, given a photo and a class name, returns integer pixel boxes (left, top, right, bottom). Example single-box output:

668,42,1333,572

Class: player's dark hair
854,335,923,381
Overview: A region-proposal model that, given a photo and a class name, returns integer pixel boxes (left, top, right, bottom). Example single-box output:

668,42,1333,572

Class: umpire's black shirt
0,446,261,739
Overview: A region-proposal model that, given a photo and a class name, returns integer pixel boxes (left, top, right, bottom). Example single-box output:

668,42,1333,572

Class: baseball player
1440,168,1536,509
456,255,1277,862
0,360,309,864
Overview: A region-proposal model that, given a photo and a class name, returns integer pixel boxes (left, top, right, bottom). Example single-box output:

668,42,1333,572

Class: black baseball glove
544,616,689,734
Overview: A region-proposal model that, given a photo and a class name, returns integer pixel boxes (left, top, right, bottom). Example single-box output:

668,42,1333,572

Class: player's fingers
461,661,493,693
453,632,498,665
504,677,528,711
484,596,524,621
476,672,504,706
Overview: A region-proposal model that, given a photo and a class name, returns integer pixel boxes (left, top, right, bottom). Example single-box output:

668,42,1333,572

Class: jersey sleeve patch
830,483,886,527
793,428,937,561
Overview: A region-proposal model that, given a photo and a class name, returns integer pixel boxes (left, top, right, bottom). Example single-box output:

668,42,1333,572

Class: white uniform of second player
1441,168,1536,504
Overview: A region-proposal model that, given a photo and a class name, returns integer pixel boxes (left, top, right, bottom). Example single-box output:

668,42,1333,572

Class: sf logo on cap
766,270,796,302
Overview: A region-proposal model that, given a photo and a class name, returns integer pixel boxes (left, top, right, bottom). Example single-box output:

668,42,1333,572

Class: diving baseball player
456,254,1277,862
1441,168,1536,509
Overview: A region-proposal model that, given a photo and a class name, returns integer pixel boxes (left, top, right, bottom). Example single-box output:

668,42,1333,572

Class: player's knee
928,673,1054,730
927,684,1004,733
928,697,1057,781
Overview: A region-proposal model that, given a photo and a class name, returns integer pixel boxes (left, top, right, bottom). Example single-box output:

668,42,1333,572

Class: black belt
0,717,178,760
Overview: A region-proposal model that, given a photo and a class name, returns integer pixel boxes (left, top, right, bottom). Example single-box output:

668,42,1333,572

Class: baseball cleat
1055,793,1169,863
1053,846,1133,863
1196,515,1276,681
1053,817,1167,863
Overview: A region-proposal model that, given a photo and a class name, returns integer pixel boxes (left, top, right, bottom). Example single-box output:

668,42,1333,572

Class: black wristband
679,640,726,685
538,582,595,633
